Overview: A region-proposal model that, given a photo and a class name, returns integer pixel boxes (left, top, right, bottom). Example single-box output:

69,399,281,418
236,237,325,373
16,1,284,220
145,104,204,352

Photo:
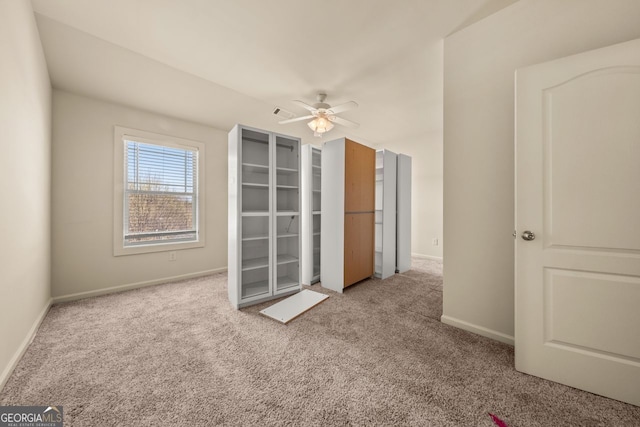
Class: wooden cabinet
321,138,375,292
344,212,375,286
228,124,301,308
345,141,375,212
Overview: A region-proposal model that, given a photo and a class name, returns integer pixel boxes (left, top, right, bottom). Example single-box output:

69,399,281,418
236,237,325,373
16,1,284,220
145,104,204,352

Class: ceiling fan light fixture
307,116,334,135
280,93,358,135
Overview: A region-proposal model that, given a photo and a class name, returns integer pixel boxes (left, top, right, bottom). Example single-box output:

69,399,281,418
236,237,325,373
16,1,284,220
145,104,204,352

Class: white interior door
515,38,640,406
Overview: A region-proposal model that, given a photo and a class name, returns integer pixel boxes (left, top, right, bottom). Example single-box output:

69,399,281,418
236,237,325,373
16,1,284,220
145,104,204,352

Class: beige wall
376,129,443,259
52,90,227,299
375,40,444,260
443,0,640,343
0,1,52,388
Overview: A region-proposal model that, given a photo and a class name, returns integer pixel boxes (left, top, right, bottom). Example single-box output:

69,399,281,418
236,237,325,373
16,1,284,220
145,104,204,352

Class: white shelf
242,163,269,173
242,211,269,217
242,257,269,271
276,276,299,291
276,167,298,174
242,182,269,188
277,233,298,239
242,280,269,299
276,211,299,216
277,185,299,189
243,234,269,241
277,254,298,265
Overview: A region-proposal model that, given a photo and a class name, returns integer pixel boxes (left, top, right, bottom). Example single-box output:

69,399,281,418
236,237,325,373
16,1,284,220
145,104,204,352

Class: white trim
113,125,206,256
52,268,226,304
440,315,514,346
412,252,443,261
0,298,52,392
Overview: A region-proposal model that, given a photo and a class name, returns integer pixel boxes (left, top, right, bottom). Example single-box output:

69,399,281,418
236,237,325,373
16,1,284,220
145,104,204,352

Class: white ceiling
32,0,517,146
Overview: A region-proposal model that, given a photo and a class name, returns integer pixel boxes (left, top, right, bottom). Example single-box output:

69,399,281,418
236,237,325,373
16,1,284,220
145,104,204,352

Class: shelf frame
229,124,302,309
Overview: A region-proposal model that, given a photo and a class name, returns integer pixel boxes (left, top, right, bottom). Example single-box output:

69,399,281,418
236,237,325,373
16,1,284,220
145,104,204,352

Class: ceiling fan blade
327,101,358,115
292,100,317,113
329,116,360,129
278,115,315,124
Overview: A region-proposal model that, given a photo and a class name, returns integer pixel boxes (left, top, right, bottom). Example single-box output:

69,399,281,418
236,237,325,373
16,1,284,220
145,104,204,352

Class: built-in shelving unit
228,125,301,308
375,150,397,279
301,145,321,285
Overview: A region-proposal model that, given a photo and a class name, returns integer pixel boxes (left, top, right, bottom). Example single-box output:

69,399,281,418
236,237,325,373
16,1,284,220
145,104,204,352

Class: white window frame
113,126,205,256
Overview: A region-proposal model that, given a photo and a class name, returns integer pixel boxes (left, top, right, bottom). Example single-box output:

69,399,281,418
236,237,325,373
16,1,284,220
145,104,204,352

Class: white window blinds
124,138,199,246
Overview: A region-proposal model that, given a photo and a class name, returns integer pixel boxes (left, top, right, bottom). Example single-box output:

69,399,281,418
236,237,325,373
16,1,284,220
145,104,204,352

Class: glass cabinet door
311,148,321,281
274,136,300,293
240,128,271,300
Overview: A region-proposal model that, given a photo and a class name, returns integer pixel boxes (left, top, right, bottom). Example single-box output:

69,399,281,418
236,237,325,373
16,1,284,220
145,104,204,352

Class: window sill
113,239,204,257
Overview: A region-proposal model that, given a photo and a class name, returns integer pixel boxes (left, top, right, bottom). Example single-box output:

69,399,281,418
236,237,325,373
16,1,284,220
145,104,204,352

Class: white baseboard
53,267,227,304
412,252,443,261
440,315,514,346
0,298,52,392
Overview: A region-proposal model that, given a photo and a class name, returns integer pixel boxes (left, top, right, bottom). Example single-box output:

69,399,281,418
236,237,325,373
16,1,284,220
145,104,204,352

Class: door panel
344,213,374,286
545,68,640,251
515,38,640,406
544,268,640,360
344,139,375,213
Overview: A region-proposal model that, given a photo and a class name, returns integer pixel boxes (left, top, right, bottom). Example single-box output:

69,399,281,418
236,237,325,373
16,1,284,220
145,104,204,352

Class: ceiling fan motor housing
314,93,331,110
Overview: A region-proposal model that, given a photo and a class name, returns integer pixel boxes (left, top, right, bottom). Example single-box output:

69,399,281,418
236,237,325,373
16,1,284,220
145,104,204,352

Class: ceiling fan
278,93,359,137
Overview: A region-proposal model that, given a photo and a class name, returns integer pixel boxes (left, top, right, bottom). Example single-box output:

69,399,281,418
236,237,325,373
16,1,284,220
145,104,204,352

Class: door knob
521,231,535,241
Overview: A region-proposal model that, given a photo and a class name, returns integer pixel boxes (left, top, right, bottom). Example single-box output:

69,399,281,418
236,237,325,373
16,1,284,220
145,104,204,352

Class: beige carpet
1,262,639,426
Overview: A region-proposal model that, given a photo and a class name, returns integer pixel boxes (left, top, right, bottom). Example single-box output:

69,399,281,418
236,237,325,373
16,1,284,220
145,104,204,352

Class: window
114,127,205,255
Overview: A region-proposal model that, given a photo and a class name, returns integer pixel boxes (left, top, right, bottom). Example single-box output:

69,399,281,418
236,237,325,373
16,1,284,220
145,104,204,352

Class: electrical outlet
169,251,177,261
432,238,439,246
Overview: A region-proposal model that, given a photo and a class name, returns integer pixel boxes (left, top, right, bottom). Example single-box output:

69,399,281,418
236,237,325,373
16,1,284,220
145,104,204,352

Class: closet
301,145,321,285
228,124,301,308
374,149,397,279
321,138,375,292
